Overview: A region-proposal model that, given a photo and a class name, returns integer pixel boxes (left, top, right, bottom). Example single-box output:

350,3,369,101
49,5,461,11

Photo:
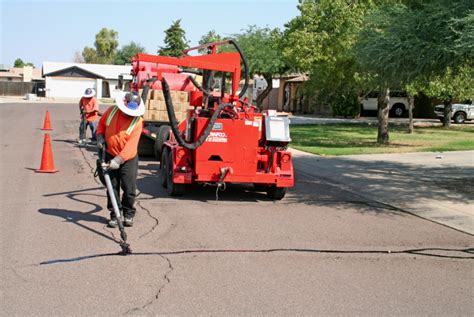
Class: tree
282,0,379,117
14,58,25,67
114,41,146,65
14,58,34,68
82,46,98,63
235,26,288,108
158,20,188,57
355,0,473,133
355,4,410,142
82,27,119,64
73,50,85,63
198,30,224,53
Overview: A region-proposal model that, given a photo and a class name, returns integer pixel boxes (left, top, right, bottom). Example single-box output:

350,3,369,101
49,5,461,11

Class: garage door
47,77,96,98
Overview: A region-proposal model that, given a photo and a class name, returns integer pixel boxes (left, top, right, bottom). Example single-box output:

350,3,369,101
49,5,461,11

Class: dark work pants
105,153,138,219
79,120,97,141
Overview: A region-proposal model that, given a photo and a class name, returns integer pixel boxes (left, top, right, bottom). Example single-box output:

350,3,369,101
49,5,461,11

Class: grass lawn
290,124,474,156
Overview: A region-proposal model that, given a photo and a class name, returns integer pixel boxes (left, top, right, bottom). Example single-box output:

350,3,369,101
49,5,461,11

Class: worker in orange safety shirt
78,88,99,145
96,91,144,228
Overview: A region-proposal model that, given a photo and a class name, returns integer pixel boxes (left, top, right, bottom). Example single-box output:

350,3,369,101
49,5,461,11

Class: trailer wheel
166,150,185,196
154,125,171,161
266,186,287,200
253,183,268,192
160,147,169,188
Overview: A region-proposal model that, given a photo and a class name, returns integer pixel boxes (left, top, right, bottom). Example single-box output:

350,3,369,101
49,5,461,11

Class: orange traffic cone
41,110,53,130
35,133,58,173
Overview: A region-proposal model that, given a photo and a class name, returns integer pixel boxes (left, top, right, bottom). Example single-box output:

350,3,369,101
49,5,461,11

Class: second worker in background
96,92,144,228
78,88,99,145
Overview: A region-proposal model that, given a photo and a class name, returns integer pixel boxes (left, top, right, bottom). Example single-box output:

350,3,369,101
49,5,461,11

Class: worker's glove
108,156,124,170
97,134,105,150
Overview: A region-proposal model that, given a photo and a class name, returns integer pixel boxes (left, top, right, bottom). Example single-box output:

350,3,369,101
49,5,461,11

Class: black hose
220,72,226,98
162,77,228,150
140,77,156,102
227,39,249,99
188,75,211,97
266,149,274,173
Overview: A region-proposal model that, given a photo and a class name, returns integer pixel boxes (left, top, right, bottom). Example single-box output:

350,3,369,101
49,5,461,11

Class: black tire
160,147,169,188
166,150,185,196
438,117,444,123
453,112,466,124
154,125,171,161
266,185,287,200
137,136,155,157
253,183,268,192
391,104,405,118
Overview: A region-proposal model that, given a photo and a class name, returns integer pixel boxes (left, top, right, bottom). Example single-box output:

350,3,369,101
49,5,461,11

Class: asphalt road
1,103,472,316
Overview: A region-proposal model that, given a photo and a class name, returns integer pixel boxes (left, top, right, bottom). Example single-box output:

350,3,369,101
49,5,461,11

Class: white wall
108,79,122,99
46,77,96,98
45,77,127,99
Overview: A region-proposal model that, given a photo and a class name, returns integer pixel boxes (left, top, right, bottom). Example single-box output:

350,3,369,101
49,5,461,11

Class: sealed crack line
38,247,474,266
125,255,174,315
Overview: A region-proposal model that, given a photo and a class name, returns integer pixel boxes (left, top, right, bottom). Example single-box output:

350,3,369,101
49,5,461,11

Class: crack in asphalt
136,190,160,239
8,267,31,283
137,199,160,239
125,255,174,315
78,145,101,186
102,224,120,243
78,145,124,246
78,144,161,241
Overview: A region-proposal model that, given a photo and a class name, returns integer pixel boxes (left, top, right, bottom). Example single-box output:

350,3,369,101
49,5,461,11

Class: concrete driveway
1,103,472,316
291,149,474,234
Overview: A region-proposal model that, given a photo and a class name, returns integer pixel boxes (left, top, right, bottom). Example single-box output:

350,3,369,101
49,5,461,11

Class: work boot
108,217,118,228
124,217,134,227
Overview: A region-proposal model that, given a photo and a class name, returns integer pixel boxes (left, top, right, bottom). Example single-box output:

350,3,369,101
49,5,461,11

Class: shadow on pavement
40,190,113,241
295,154,474,204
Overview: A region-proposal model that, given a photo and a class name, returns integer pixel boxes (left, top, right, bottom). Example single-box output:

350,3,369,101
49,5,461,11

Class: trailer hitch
215,167,231,201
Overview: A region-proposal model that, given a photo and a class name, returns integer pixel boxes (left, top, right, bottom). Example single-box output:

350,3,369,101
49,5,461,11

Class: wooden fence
0,82,45,96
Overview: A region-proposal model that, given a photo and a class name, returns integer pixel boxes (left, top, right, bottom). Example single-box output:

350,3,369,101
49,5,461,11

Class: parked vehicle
360,91,410,117
434,102,474,124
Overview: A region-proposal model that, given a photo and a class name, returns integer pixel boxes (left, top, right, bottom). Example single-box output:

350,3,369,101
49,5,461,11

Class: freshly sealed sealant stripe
39,247,474,266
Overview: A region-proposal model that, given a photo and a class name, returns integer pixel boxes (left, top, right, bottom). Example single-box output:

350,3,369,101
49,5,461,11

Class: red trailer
131,40,294,199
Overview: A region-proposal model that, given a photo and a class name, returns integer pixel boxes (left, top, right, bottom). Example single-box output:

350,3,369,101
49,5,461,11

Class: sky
0,0,300,68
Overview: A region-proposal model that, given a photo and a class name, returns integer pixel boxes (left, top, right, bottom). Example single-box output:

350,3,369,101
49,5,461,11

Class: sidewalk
289,114,462,127
0,96,78,103
291,148,474,235
0,96,115,105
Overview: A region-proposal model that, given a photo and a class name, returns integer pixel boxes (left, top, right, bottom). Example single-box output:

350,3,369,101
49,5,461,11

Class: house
42,62,132,99
258,74,309,113
0,66,45,96
0,66,43,82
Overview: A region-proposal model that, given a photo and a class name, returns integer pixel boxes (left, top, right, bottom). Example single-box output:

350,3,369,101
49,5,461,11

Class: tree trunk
256,74,273,110
377,88,390,144
408,94,414,134
442,98,452,128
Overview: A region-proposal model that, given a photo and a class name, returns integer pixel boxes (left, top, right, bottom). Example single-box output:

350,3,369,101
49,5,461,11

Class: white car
434,102,474,124
361,91,410,117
